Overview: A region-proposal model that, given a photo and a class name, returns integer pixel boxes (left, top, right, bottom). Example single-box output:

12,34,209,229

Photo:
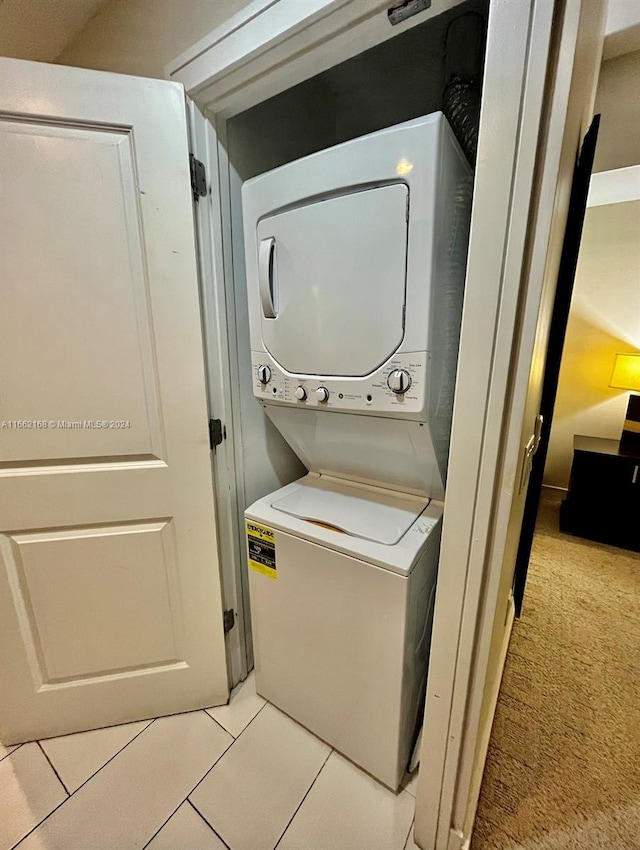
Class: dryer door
256,183,408,377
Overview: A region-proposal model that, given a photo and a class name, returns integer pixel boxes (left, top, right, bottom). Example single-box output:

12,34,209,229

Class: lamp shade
609,353,640,391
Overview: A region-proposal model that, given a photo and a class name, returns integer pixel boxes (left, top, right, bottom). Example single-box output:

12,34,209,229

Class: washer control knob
294,386,307,401
315,386,330,403
387,368,412,394
257,365,271,385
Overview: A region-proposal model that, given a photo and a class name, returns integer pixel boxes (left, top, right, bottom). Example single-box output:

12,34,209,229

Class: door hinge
388,0,430,27
209,418,225,449
223,609,235,634
189,153,207,201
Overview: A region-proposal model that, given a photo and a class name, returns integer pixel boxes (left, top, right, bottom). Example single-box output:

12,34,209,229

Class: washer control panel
252,352,428,417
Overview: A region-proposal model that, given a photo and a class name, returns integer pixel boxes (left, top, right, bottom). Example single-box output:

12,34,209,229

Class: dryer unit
242,112,472,498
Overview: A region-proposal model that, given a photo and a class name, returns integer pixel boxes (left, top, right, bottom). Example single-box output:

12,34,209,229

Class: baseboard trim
464,598,516,843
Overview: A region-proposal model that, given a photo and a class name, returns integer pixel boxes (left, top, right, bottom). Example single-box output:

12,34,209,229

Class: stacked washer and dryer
242,112,472,790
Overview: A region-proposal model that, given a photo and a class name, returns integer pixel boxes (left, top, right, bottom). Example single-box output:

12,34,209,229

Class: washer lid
257,183,408,377
271,475,429,546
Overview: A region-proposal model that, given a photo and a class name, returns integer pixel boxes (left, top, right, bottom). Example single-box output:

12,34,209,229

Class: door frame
438,3,607,845
167,0,604,846
187,101,251,687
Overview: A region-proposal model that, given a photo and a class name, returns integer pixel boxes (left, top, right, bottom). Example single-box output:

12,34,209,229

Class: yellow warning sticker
246,521,277,579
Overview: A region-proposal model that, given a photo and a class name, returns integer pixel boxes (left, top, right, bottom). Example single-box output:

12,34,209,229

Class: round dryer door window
256,183,408,377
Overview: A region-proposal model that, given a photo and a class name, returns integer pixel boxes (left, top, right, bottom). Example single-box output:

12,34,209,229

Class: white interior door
0,58,228,744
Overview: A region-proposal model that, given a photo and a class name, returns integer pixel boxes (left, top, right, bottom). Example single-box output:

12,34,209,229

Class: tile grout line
0,743,23,763
202,708,237,739
206,695,269,745
11,719,157,850
186,798,233,850
12,701,263,850
272,747,334,850
403,817,415,850
202,678,268,741
186,700,269,786
16,700,267,850
37,741,70,796
140,705,259,850
201,677,244,735
177,702,273,848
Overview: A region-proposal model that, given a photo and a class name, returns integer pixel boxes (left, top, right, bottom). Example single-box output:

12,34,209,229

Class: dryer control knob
294,386,307,401
315,387,330,402
387,368,411,394
257,365,271,385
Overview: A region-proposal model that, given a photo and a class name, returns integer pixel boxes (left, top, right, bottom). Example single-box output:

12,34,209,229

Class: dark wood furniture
560,435,640,552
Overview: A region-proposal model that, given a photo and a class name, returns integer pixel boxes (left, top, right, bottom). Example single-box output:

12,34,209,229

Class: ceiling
0,0,109,62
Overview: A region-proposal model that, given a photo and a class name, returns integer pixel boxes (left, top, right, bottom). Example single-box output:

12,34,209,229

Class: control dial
387,368,412,394
315,387,330,402
294,386,307,401
257,365,271,385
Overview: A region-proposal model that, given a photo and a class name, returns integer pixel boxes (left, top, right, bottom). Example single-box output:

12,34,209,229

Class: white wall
544,200,640,488
544,49,640,489
0,0,105,62
593,49,640,172
57,0,254,78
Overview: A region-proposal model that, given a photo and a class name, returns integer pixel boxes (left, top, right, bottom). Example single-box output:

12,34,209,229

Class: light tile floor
1,673,419,850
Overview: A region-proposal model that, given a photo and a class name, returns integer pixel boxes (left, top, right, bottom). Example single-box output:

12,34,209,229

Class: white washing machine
246,474,442,791
242,112,471,789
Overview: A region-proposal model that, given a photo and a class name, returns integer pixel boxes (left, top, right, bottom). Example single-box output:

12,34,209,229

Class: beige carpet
472,496,640,849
